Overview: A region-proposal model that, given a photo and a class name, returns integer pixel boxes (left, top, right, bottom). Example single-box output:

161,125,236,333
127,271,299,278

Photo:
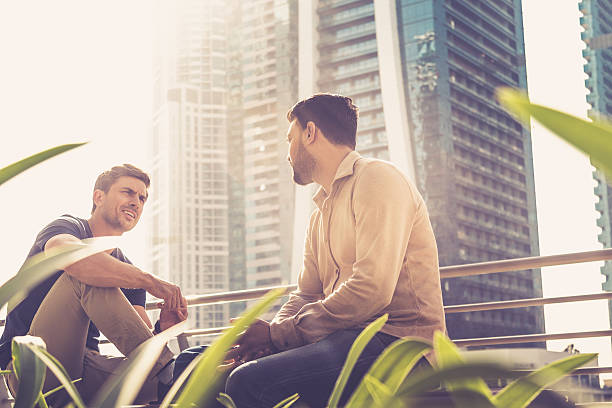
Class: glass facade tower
300,0,544,342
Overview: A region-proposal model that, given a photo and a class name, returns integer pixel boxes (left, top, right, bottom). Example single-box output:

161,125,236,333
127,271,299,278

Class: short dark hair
287,93,359,149
91,164,150,214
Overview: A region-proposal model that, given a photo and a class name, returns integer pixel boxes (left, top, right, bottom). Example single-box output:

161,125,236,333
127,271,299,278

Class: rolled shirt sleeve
270,211,324,348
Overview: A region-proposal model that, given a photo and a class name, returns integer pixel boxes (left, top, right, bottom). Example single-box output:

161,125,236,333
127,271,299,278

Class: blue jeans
171,329,399,408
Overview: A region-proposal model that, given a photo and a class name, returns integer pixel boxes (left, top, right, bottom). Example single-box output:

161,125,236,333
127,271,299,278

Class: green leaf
497,87,612,180
327,314,388,408
492,352,597,408
363,375,394,407
158,349,204,408
397,362,513,399
173,288,285,408
271,392,300,408
433,331,492,405
346,338,432,406
11,336,47,408
41,378,82,398
23,345,85,408
217,392,238,408
402,389,496,408
5,236,120,314
0,143,86,187
36,392,49,408
90,321,187,408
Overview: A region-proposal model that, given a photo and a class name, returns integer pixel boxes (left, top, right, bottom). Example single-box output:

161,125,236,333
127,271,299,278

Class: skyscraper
150,0,230,332
238,0,298,293
580,0,612,326
296,0,544,342
226,0,247,317
151,0,299,326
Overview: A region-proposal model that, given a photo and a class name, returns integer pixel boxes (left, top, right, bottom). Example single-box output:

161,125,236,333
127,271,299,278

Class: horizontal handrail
454,329,612,347
4,291,610,326
444,292,612,314
439,248,612,279
174,327,612,350
144,248,612,310
2,292,611,325
573,366,612,375
181,285,295,309
6,249,612,359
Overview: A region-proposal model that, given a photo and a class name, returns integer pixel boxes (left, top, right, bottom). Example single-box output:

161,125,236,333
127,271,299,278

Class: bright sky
521,0,611,371
0,1,152,270
0,0,610,371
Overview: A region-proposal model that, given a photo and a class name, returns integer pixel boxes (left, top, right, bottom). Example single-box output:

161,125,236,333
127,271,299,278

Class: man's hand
147,276,187,312
159,302,188,331
220,319,275,370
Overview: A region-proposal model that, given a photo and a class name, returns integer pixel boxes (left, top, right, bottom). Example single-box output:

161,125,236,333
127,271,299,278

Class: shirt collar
313,150,361,209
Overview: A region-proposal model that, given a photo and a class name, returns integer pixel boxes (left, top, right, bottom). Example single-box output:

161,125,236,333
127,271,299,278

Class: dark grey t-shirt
0,215,145,368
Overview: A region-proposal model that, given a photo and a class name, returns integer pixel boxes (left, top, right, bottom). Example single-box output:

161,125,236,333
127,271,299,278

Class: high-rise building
580,0,612,327
150,0,298,326
238,0,298,294
150,0,230,332
295,0,544,342
226,0,247,318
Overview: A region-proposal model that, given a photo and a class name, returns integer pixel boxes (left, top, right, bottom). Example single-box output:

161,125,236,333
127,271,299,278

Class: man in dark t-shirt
0,216,146,366
0,164,188,404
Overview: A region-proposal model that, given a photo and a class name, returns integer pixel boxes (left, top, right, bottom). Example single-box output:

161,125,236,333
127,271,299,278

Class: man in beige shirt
170,94,446,407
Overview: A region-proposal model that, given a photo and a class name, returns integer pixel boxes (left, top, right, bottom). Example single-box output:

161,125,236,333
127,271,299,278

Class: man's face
95,176,148,233
286,119,316,186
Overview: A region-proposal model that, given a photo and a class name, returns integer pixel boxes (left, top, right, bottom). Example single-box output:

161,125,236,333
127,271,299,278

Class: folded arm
45,234,187,314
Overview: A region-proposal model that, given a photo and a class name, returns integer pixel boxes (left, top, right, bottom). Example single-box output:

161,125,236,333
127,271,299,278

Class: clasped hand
219,318,276,372
159,298,188,331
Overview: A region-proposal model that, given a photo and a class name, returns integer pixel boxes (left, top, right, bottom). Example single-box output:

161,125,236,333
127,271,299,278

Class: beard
291,139,316,185
101,206,135,232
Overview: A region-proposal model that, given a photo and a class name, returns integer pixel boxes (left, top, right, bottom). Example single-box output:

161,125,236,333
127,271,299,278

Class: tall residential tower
296,0,544,342
150,0,230,332
239,0,298,292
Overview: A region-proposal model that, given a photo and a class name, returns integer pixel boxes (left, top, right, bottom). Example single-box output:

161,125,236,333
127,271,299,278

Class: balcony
3,249,612,405
318,5,374,30
143,249,612,369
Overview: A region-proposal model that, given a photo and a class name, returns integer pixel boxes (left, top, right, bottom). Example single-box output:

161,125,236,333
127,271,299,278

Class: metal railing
146,248,612,374
3,249,612,373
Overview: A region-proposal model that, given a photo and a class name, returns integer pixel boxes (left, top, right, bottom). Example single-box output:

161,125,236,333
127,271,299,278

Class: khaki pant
6,273,173,405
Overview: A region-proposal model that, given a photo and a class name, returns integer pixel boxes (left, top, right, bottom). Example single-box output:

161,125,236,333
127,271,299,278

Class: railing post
177,333,190,351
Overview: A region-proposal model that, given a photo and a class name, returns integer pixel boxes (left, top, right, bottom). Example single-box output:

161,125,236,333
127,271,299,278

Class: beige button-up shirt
270,151,446,350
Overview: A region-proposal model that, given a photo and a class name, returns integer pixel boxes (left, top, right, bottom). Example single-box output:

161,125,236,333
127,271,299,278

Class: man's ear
305,121,317,145
92,189,105,211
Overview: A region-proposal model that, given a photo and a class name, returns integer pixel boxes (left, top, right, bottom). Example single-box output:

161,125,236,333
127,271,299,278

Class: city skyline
147,0,545,342
287,0,545,342
0,0,604,366
150,0,231,331
581,0,612,328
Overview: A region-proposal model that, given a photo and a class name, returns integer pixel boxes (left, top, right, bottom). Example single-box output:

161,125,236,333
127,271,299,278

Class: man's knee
174,345,207,381
225,363,250,395
225,362,262,405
